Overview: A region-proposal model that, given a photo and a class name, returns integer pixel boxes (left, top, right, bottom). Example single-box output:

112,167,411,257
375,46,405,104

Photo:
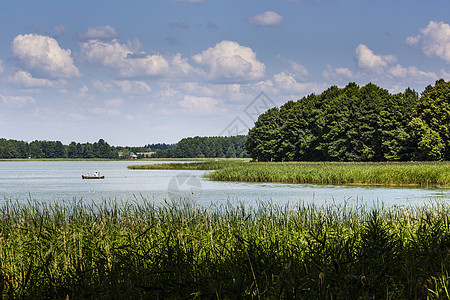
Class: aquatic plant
130,161,450,187
0,198,449,298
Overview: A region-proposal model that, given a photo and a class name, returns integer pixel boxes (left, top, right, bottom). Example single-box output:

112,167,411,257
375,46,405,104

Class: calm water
1,160,449,208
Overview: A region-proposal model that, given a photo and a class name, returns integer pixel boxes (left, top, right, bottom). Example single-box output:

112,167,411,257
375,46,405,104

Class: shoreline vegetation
129,161,450,187
1,198,449,299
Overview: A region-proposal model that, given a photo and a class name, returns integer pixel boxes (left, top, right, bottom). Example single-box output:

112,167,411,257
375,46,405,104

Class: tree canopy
152,135,250,158
246,79,450,161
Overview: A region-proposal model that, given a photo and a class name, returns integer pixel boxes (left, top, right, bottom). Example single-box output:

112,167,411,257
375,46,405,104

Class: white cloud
322,65,354,81
92,80,114,92
407,21,450,63
8,71,66,88
441,69,450,81
192,40,265,82
354,44,397,73
388,64,437,82
277,55,309,80
158,82,179,98
179,95,221,114
113,80,151,94
170,53,200,77
11,34,80,79
81,39,170,78
83,25,119,40
273,72,325,94
92,80,151,94
0,94,36,106
248,11,283,27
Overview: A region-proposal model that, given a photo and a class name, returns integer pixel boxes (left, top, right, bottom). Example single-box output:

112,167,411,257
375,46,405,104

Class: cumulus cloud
80,39,169,78
93,80,151,94
273,72,325,94
322,65,354,81
0,94,36,106
113,80,151,94
441,69,450,81
8,70,66,88
192,40,265,82
83,25,119,40
180,95,221,114
248,11,283,27
277,55,309,79
407,21,450,63
352,44,438,84
354,44,397,73
11,34,80,79
170,53,200,77
388,64,437,82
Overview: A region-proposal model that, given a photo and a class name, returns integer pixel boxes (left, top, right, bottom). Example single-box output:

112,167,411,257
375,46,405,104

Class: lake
1,160,449,208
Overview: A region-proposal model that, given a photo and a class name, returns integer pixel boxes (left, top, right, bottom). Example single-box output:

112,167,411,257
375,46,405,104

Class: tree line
246,79,450,162
0,139,149,159
152,136,250,158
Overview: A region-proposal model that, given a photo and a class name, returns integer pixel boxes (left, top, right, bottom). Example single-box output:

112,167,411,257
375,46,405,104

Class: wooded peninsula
246,79,450,162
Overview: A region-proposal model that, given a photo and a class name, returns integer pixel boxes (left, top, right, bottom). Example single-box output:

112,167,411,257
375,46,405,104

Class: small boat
82,175,105,179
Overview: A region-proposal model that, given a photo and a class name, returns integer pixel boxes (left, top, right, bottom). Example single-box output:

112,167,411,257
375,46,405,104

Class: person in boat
94,171,99,177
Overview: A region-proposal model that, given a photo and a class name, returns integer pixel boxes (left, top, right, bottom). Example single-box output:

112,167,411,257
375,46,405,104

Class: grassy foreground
129,161,450,187
1,198,450,299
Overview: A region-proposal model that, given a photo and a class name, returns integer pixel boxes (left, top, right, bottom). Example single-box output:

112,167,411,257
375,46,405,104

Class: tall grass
130,161,450,187
1,198,450,299
206,162,450,187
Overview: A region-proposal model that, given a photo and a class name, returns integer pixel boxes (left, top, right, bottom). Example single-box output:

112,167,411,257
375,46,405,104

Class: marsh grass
1,198,450,299
130,161,450,187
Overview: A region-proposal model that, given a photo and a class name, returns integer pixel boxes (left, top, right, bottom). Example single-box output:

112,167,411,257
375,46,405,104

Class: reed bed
130,161,450,187
1,198,450,299
206,162,450,187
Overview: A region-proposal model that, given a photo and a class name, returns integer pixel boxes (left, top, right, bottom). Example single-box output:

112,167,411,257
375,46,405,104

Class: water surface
1,160,449,208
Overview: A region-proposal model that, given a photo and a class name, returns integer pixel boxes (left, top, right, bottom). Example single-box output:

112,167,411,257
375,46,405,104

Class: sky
0,0,450,146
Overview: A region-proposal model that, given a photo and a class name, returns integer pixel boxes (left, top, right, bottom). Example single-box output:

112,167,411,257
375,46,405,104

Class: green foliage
1,199,450,299
246,79,449,162
152,135,250,158
0,139,122,159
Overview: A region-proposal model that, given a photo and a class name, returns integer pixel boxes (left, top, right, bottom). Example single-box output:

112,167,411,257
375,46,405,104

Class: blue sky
0,0,449,146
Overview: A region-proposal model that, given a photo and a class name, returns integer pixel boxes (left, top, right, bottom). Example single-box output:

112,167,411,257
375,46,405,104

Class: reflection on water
1,160,449,208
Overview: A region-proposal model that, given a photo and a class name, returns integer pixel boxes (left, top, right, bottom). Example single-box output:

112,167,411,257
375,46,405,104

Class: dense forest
246,79,450,161
151,136,250,158
144,143,176,150
0,136,249,159
0,139,149,159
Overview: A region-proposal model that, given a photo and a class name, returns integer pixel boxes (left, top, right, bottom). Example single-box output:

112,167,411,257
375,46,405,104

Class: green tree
246,107,282,161
408,79,450,160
